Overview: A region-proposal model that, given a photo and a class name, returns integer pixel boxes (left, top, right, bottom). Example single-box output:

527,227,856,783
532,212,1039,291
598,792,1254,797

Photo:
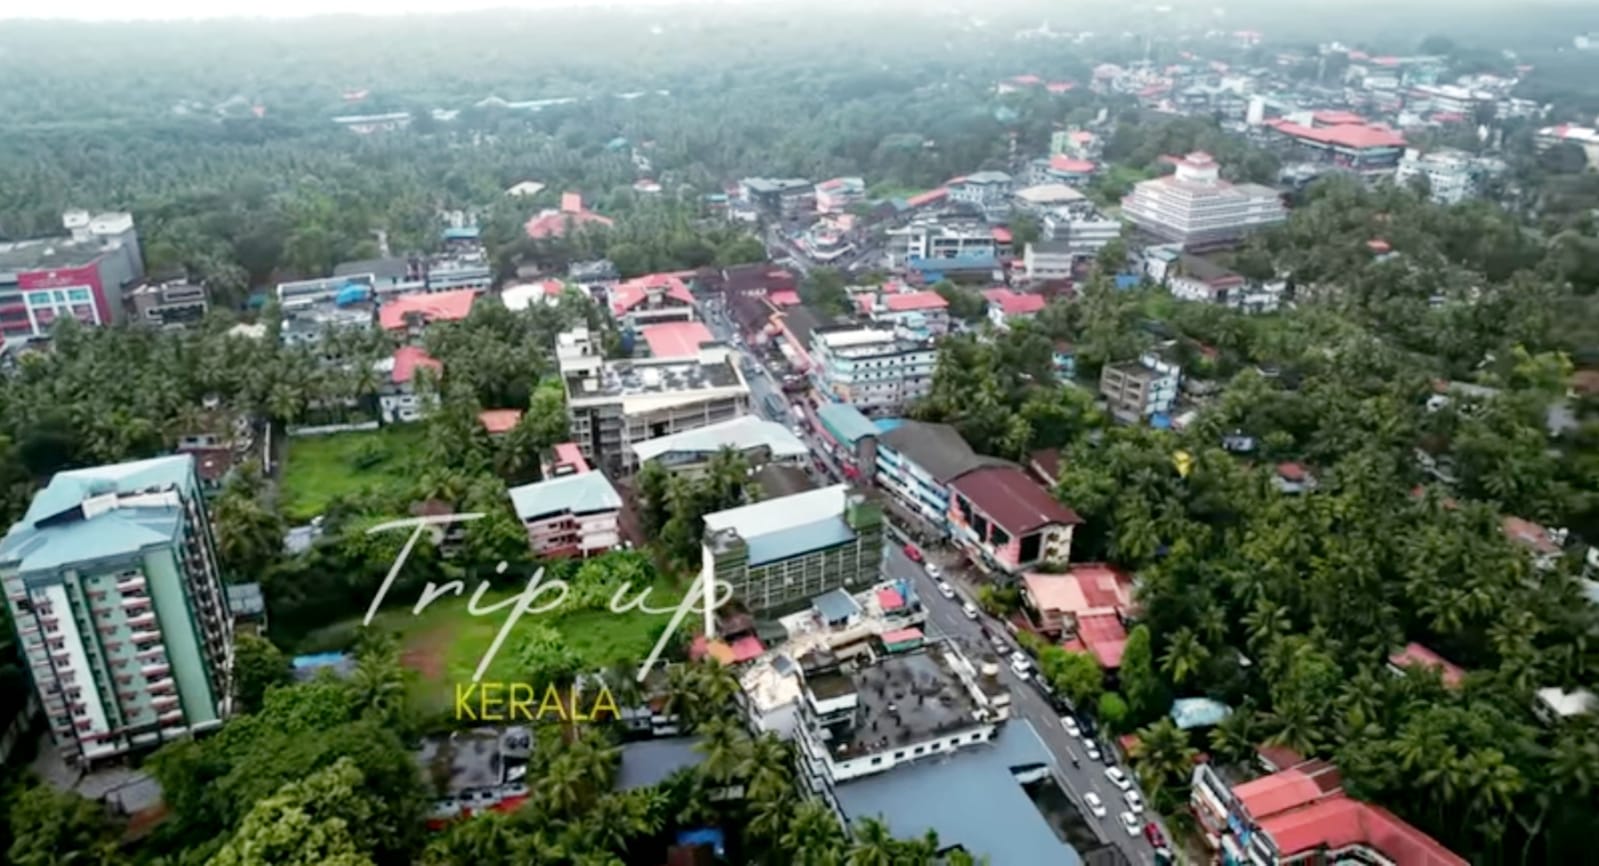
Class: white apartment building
1121,152,1286,249
1041,205,1123,259
885,221,998,268
946,171,1013,221
811,326,936,416
1394,148,1502,204
558,327,751,475
1023,242,1074,282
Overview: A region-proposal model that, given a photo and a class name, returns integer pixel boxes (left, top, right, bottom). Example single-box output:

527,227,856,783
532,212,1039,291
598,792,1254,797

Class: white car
1125,790,1144,814
925,563,942,579
962,602,979,620
1010,651,1033,671
1084,739,1102,762
1061,716,1082,738
1084,792,1106,818
937,581,955,599
1105,767,1132,790
1120,811,1140,837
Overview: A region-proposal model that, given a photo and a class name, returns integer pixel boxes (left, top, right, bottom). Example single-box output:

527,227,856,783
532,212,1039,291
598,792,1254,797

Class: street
882,543,1167,866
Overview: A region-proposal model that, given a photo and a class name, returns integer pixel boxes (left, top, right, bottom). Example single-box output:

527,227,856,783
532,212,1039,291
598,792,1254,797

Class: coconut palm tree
1133,717,1198,800
694,716,749,786
844,817,898,866
781,798,846,866
1158,627,1210,687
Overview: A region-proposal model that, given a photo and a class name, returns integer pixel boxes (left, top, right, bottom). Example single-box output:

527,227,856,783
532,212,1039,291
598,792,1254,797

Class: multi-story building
1041,204,1122,260
947,466,1080,575
1050,129,1101,160
0,211,144,342
632,414,808,475
1027,155,1098,188
739,178,815,219
810,325,936,416
874,421,1005,533
701,484,883,613
1121,152,1287,250
1394,148,1505,204
814,177,866,214
1013,184,1088,215
885,221,999,267
793,642,1006,786
1535,124,1599,168
0,455,232,767
276,275,376,347
856,291,951,339
946,171,1014,221
610,273,697,329
1190,758,1466,866
506,448,622,558
375,346,442,424
1099,351,1181,423
1262,117,1407,173
1022,241,1074,282
559,327,751,475
125,280,209,329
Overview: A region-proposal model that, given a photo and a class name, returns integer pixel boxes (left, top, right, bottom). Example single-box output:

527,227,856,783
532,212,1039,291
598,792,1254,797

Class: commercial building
855,290,950,339
126,280,209,329
1022,241,1075,283
1100,351,1182,423
506,449,622,558
814,403,881,482
874,421,1007,533
638,321,716,360
1012,183,1086,214
631,414,808,475
1394,148,1505,204
1191,758,1466,866
946,171,1014,221
885,220,999,268
1121,152,1286,250
983,288,1046,329
815,177,866,214
947,466,1080,574
701,484,883,612
1026,155,1098,187
374,346,442,424
558,327,751,475
739,178,815,218
276,275,376,347
0,211,144,342
1263,117,1407,173
1,455,232,766
810,325,936,416
1040,205,1122,260
611,273,697,329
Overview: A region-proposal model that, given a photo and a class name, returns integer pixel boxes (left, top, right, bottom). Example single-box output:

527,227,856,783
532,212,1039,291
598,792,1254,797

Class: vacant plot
278,426,425,522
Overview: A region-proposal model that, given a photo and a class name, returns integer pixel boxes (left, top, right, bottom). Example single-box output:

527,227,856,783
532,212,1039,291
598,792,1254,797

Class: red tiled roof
478,409,523,434
560,192,583,213
1076,612,1127,668
524,207,614,239
1048,155,1097,173
611,273,695,315
1367,239,1392,253
1388,642,1465,688
876,586,906,611
1045,81,1076,93
951,465,1081,534
641,321,715,358
1502,516,1559,555
1277,462,1308,482
882,627,923,644
379,289,477,330
1312,109,1367,126
1256,744,1305,772
729,635,765,663
1029,448,1063,484
1267,119,1406,149
882,291,948,312
769,290,802,307
552,442,588,473
982,288,1045,317
1234,768,1335,820
1372,56,1402,67
992,226,1013,244
1258,797,1467,866
905,188,949,208
390,345,441,385
1011,74,1042,85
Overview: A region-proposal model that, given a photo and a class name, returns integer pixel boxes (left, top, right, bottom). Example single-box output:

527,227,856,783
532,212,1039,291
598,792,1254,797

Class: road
882,542,1168,866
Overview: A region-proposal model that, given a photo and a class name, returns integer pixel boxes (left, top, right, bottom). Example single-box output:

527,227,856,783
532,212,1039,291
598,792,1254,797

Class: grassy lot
278,426,426,522
301,576,688,715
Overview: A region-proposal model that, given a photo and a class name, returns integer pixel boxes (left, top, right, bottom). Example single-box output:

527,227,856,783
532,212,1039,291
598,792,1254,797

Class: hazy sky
0,0,730,21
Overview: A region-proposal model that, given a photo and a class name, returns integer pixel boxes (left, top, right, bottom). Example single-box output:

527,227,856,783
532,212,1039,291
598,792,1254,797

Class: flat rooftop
821,649,983,761
0,235,114,272
415,729,506,795
565,356,742,400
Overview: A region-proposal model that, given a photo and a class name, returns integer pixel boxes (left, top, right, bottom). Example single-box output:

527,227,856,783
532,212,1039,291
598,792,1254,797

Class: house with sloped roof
874,421,1009,532
947,465,1081,574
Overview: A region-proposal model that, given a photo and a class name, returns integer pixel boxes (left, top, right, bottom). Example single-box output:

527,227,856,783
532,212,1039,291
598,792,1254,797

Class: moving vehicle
989,633,1008,654
1084,792,1106,818
903,543,923,563
1084,739,1102,762
1009,654,1032,676
936,581,955,599
1124,790,1144,814
1061,716,1081,738
924,563,942,579
962,602,979,620
1120,811,1141,837
1144,822,1167,849
1105,767,1131,790
763,393,788,419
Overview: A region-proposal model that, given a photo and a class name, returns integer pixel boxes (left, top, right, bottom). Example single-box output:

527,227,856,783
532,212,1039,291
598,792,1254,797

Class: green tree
208,759,377,866
1119,625,1166,725
1039,646,1104,708
233,633,291,714
5,784,122,866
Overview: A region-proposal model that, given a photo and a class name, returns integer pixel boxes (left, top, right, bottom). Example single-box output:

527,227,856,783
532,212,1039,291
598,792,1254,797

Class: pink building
947,465,1080,574
506,450,621,558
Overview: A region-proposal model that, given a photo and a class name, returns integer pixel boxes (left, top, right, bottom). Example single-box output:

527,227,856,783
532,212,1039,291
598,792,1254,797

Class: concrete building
739,178,814,218
1,455,232,767
1262,117,1407,173
1122,152,1286,250
379,288,477,338
1535,124,1599,168
946,171,1014,221
1026,155,1098,188
126,280,209,329
982,288,1046,329
276,275,376,347
855,290,951,340
810,325,936,416
610,273,697,329
815,177,866,214
1040,204,1122,262
375,346,442,424
558,327,751,476
506,450,622,558
885,221,999,268
947,466,1080,574
1394,148,1504,204
1012,183,1086,214
0,211,144,342
1099,351,1182,423
874,421,1007,533
631,414,808,475
701,484,883,613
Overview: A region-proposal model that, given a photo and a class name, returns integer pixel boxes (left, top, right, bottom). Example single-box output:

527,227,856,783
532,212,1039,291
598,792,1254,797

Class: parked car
1084,739,1102,762
1105,767,1131,790
1120,811,1141,837
1124,790,1144,814
903,544,923,563
936,581,955,599
1031,672,1055,696
962,602,979,620
1061,716,1081,738
924,563,942,579
1084,792,1106,818
1009,654,1032,676
1144,822,1167,849
989,633,1008,654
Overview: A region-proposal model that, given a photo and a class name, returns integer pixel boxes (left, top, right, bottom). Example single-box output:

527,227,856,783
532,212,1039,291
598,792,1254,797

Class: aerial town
0,3,1597,866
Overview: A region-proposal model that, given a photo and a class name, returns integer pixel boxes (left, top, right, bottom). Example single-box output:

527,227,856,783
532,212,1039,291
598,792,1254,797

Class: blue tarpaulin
334,283,371,306
676,828,726,856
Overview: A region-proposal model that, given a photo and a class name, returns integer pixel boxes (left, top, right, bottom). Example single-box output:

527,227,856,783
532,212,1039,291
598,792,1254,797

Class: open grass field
301,576,688,714
278,426,426,522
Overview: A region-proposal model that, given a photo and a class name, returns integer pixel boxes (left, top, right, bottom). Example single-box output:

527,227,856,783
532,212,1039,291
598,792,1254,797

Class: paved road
882,543,1167,866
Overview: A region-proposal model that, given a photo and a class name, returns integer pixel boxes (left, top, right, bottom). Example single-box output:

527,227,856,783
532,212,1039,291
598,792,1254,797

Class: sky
0,0,740,21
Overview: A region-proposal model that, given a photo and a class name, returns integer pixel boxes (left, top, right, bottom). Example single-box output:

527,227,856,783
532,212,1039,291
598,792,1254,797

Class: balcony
158,708,184,724
126,613,157,629
141,662,171,678
130,629,160,644
116,575,146,593
151,695,179,710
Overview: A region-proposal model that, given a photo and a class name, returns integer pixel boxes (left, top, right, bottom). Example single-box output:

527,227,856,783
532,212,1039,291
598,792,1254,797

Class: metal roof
631,414,807,464
507,472,622,521
811,587,861,622
744,516,856,566
816,403,878,446
703,484,850,539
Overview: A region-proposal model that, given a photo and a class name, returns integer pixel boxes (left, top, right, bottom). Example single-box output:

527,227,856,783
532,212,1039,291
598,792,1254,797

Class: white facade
1023,243,1074,282
1395,148,1502,204
811,327,936,415
1121,153,1286,248
1041,207,1122,258
946,172,1013,220
885,221,997,267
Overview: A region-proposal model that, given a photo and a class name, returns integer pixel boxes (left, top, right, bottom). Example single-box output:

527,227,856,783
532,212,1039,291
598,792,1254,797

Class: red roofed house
904,188,949,210
1387,642,1466,689
1502,515,1564,570
1045,81,1076,94
379,288,477,336
1031,154,1099,187
864,290,951,337
376,346,442,424
478,409,523,436
982,288,1047,328
1021,563,1134,634
610,273,696,328
525,192,615,239
1192,757,1466,866
947,465,1081,574
640,320,716,359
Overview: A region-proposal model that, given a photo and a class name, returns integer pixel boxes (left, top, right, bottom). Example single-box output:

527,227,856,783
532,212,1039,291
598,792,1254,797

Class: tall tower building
1,455,232,766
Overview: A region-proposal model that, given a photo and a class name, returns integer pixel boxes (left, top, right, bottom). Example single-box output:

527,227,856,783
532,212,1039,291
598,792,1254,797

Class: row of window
864,730,989,766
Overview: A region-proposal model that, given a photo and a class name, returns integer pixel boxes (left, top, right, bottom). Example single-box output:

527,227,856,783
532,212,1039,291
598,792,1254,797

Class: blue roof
836,720,1081,866
874,418,904,434
1170,697,1233,730
816,403,878,446
606,136,630,150
907,253,998,272
1114,274,1142,290
334,284,371,306
292,652,349,670
508,472,622,521
442,226,480,240
676,828,726,856
746,515,857,566
812,587,862,622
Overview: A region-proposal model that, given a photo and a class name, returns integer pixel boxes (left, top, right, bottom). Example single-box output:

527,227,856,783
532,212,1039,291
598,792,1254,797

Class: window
870,756,882,766
970,733,982,742
893,751,904,760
